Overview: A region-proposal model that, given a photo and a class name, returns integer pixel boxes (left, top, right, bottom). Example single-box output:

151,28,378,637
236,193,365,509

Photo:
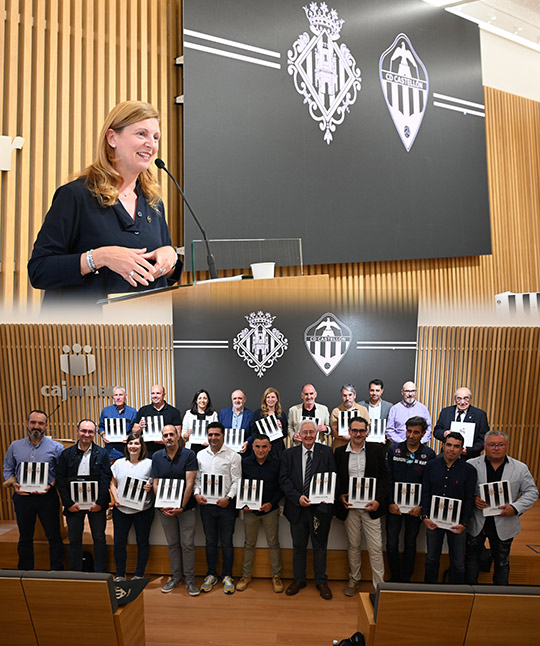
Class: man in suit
358,378,393,421
287,383,330,443
280,419,336,599
433,387,489,460
335,416,389,595
465,430,538,585
218,389,254,454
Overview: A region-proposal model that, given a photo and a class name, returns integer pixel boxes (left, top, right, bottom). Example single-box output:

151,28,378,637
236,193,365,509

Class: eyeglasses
350,428,368,435
403,389,417,394
455,396,471,402
486,442,506,449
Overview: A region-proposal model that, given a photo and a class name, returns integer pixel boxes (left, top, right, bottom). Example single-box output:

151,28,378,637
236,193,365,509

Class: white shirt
77,443,92,476
111,458,153,514
346,443,366,479
368,402,381,420
195,443,242,500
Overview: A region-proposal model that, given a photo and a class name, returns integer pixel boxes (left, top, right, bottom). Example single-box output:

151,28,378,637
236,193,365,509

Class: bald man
386,381,431,445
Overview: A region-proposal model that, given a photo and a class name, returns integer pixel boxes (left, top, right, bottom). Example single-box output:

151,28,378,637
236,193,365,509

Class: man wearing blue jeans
421,432,476,584
56,419,112,572
386,416,435,582
195,422,242,595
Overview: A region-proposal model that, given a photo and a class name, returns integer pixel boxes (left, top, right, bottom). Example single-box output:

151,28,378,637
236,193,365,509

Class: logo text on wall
379,33,429,152
0,135,24,171
304,312,351,376
288,2,361,144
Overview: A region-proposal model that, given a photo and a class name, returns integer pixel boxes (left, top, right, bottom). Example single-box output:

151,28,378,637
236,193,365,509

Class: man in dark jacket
280,419,336,600
335,416,389,595
56,419,112,572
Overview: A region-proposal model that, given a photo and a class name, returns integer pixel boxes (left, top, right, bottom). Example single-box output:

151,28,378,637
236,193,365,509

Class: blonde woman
29,101,181,302
250,387,288,457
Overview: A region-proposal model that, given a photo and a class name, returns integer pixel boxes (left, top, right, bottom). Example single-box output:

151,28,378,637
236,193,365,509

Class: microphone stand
155,158,218,279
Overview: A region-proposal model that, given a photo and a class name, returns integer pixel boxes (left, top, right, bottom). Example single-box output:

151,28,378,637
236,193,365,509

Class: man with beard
151,424,199,594
386,381,432,445
330,384,370,451
3,410,65,570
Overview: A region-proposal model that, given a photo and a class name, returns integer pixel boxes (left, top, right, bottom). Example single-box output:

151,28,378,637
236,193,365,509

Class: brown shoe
236,577,251,592
272,576,284,593
344,579,361,596
285,580,307,596
316,583,333,600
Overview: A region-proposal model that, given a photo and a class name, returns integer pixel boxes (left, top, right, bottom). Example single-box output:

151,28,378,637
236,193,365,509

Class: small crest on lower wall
304,312,351,376
233,311,288,378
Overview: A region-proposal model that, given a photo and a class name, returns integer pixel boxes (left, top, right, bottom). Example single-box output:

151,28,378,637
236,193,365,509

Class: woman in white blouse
110,434,153,580
181,389,218,453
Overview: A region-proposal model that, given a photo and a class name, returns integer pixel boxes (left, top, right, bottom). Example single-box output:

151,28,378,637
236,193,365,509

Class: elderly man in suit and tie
433,387,489,460
280,419,336,600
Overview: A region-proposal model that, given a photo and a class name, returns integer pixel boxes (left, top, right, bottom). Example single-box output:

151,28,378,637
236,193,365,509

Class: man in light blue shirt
386,381,432,444
98,386,137,460
3,409,65,570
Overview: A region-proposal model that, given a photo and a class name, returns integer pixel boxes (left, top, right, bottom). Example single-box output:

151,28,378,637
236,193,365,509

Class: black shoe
316,583,333,600
286,580,307,596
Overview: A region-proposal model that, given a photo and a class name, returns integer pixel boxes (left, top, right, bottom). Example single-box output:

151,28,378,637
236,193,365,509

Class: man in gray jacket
465,430,538,585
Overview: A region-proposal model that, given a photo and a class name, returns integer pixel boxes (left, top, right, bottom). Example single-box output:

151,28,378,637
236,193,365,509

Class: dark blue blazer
433,405,489,459
218,407,254,431
279,443,336,524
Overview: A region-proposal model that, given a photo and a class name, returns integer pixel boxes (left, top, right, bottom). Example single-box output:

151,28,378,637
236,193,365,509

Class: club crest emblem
233,311,288,378
304,312,351,376
379,33,429,152
288,2,361,144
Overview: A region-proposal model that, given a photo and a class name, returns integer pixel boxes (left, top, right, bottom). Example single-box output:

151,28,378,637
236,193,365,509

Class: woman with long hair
110,433,154,581
181,389,218,453
29,101,181,303
250,387,288,457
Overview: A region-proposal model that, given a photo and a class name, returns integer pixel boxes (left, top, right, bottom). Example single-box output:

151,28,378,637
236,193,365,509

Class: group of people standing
3,378,538,601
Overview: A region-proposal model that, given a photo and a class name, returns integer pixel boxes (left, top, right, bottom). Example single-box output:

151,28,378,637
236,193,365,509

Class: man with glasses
433,387,489,460
335,416,389,595
465,430,538,585
386,416,436,582
386,381,432,445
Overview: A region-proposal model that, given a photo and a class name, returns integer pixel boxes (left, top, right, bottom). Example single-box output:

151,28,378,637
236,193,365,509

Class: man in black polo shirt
421,432,477,584
133,384,182,456
151,424,198,595
236,434,283,593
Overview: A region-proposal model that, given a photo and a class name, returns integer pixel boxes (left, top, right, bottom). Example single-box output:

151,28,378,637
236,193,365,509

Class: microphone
155,158,218,279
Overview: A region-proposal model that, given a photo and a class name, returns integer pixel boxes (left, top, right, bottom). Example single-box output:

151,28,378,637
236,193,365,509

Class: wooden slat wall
0,323,174,520
0,0,182,310
417,325,540,484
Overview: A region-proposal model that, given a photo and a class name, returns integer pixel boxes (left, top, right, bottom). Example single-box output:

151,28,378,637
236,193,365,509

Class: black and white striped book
348,476,377,509
394,482,422,512
19,461,49,493
338,410,357,436
70,480,98,510
224,428,245,452
202,473,225,504
309,471,336,504
118,476,148,511
155,478,184,508
430,495,462,530
366,419,386,443
236,478,263,510
142,415,164,442
255,414,283,442
103,417,127,442
186,419,207,448
479,480,511,516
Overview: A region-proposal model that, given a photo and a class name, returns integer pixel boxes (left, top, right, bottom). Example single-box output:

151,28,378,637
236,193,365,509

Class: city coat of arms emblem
379,33,429,152
288,2,362,144
304,312,351,376
233,311,288,378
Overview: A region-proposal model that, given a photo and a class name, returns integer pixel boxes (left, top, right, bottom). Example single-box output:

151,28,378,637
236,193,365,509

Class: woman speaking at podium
28,101,181,303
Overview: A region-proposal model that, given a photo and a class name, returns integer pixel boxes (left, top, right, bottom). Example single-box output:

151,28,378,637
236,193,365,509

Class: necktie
303,450,312,497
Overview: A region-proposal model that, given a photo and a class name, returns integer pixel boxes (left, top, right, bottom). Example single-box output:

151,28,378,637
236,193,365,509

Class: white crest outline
304,312,351,376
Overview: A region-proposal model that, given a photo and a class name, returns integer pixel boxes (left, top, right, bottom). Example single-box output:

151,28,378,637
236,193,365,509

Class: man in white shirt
195,421,242,595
